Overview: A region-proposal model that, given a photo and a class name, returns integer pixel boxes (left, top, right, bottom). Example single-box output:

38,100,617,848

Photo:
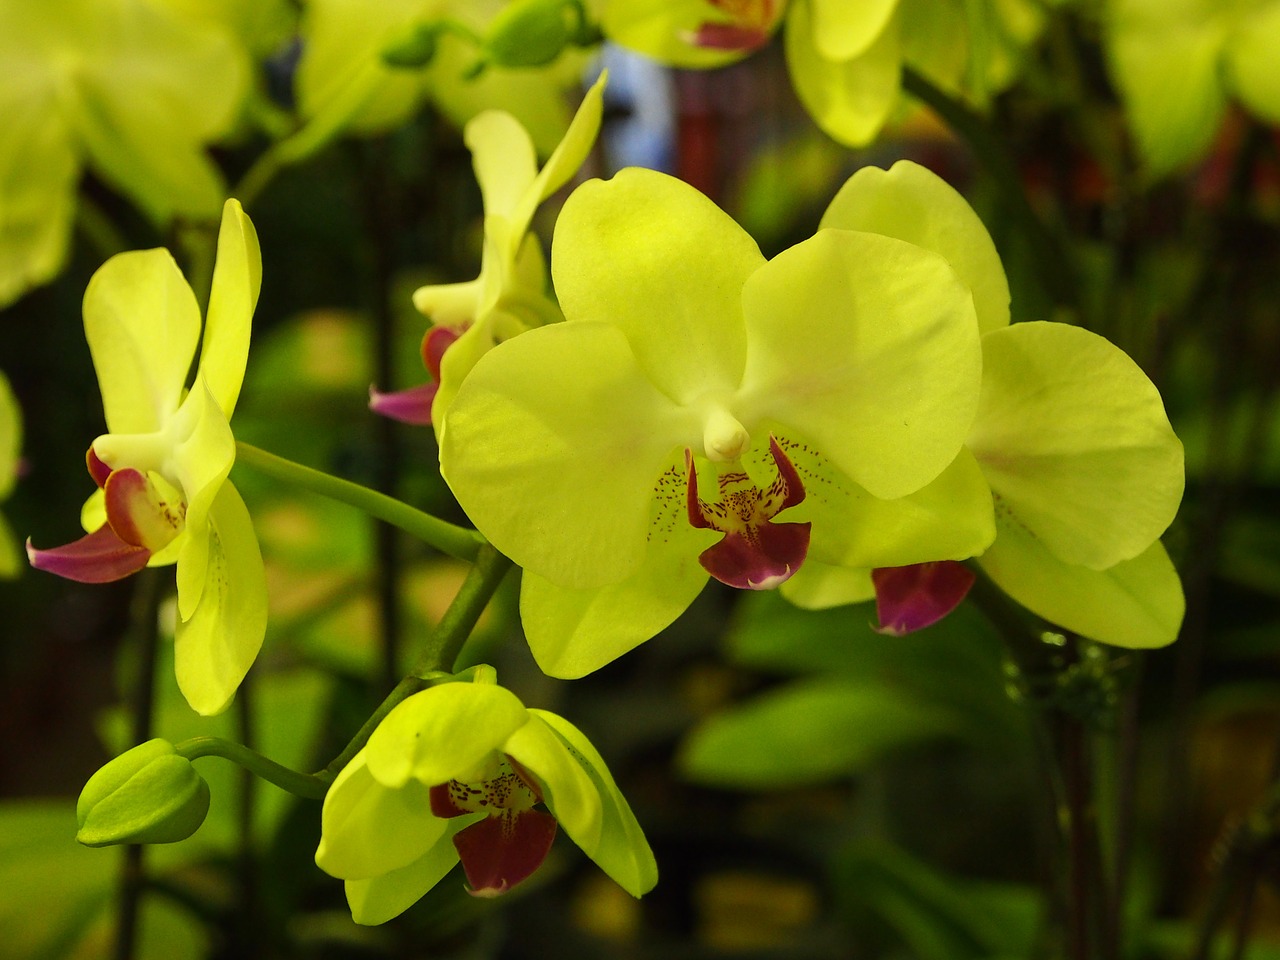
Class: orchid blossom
0,0,248,307
316,668,657,923
783,161,1186,649
1106,0,1280,178
440,166,993,677
28,200,268,715
369,73,605,436
598,0,1045,147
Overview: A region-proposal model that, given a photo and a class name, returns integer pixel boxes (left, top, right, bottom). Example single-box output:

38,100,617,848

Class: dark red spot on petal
871,561,976,636
27,525,151,583
86,447,112,488
692,21,770,51
453,808,557,898
423,325,462,381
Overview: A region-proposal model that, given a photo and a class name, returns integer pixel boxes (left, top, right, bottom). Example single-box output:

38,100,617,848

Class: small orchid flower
315,668,657,924
0,0,248,307
0,371,22,578
1106,0,1280,178
370,73,605,436
784,161,1186,649
441,166,993,677
599,0,1045,147
28,200,268,715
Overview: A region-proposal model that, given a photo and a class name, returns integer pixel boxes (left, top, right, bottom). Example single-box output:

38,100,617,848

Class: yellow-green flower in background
369,74,605,435
0,371,22,578
28,200,268,716
294,0,588,159
441,166,992,678
0,0,249,307
316,668,656,922
599,0,1045,147
1106,0,1280,178
783,161,1186,649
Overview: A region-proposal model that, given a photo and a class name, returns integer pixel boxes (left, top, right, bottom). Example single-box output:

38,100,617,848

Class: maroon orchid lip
871,561,976,635
367,325,463,426
26,524,151,583
428,757,557,898
687,436,811,590
692,21,771,51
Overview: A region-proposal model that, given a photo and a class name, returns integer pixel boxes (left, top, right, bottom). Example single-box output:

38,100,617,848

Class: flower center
686,436,811,590
430,757,540,819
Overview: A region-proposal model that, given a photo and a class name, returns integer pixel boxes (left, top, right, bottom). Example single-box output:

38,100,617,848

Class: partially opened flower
0,371,22,578
441,166,993,677
28,200,268,715
1106,0,1280,178
370,73,606,434
315,669,657,924
785,161,1186,649
600,0,1045,147
0,0,248,307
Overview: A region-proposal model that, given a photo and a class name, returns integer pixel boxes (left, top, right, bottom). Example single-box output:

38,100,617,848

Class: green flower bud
482,0,584,69
381,22,441,70
76,739,210,847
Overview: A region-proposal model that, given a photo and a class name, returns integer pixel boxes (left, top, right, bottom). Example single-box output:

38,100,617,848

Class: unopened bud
76,739,210,847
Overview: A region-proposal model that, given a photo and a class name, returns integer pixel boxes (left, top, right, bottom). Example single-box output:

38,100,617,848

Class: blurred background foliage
2,0,1280,958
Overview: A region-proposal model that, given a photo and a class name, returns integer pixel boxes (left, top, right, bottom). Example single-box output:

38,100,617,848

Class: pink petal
27,525,151,583
871,561,976,636
368,382,438,426
452,808,558,898
698,520,811,590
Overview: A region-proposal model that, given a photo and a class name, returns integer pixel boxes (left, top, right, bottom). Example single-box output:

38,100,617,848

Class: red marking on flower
687,436,810,590
428,757,555,897
871,561,975,636
87,447,112,488
103,468,185,551
368,325,463,427
26,524,151,583
692,0,781,50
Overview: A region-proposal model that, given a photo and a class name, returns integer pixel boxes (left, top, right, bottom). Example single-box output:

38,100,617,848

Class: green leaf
678,676,955,788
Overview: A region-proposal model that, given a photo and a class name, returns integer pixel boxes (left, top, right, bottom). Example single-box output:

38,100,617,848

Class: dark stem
901,67,1078,311
113,569,164,960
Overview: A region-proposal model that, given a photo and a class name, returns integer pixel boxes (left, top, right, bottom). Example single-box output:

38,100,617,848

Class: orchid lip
686,435,810,590
871,561,976,636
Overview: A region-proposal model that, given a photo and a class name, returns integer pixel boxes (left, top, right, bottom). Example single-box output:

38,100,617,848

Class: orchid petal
739,229,982,500
102,469,184,552
316,750,449,882
83,249,200,435
516,73,606,234
344,818,473,926
779,560,876,610
601,0,764,67
805,0,900,61
466,110,539,227
171,378,237,547
453,808,558,897
173,482,267,716
872,561,976,635
785,1,901,148
967,322,1183,570
200,199,261,419
820,160,1011,336
364,683,530,789
520,472,713,678
368,382,438,426
979,523,1184,649
412,279,483,327
26,524,150,584
551,168,763,405
505,714,604,852
441,322,693,589
528,710,657,897
1106,0,1229,177
1225,2,1280,125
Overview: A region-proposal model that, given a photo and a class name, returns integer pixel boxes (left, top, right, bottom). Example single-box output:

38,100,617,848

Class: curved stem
176,737,331,799
901,67,1078,311
234,441,485,561
320,542,513,779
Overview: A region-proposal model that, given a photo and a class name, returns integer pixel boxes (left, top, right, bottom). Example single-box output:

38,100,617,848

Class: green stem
176,737,331,799
901,67,1078,310
320,543,513,779
234,441,485,561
